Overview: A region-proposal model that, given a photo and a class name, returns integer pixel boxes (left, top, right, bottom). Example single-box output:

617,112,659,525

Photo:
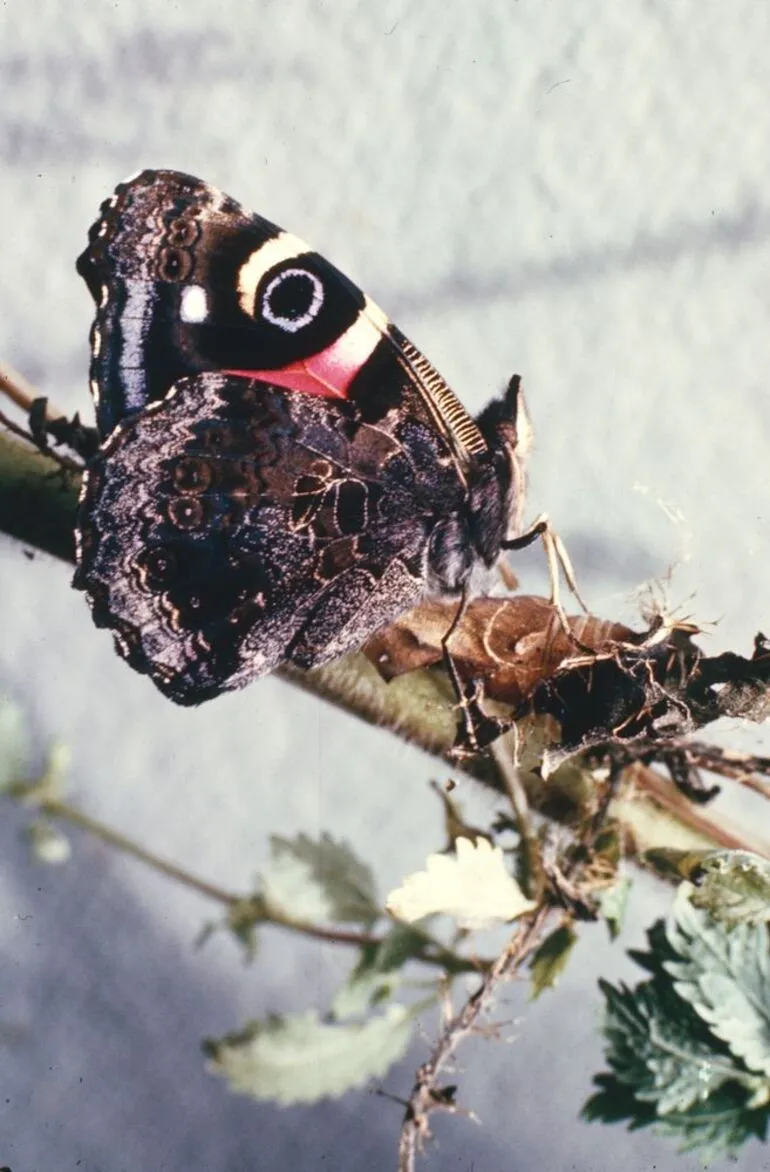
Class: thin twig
490,735,544,898
624,762,770,856
397,904,552,1172
0,361,63,419
35,796,482,968
43,798,242,905
0,406,84,475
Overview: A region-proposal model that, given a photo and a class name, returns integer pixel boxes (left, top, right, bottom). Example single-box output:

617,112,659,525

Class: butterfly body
74,171,531,705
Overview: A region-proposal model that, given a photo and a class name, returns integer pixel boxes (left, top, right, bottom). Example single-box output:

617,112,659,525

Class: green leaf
529,924,577,999
666,884,770,1077
588,898,770,1160
204,1005,414,1104
331,968,402,1020
359,922,430,973
583,1071,658,1128
262,833,379,926
652,1084,768,1158
689,851,770,927
597,875,632,941
331,923,429,1019
584,1073,767,1161
597,977,750,1115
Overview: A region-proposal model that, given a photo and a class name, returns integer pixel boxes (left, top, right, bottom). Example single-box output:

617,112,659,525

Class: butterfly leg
502,513,589,636
441,587,512,758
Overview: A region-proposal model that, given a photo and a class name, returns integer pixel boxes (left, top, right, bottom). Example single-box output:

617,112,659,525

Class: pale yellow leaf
386,837,536,930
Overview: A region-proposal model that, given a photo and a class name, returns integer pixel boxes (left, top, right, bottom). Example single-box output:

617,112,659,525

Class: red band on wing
224,307,385,400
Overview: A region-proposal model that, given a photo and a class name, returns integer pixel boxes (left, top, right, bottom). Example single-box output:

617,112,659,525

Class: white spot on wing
262,268,323,332
179,284,209,323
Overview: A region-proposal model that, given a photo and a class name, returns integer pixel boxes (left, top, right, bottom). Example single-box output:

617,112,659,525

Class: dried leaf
365,594,633,707
688,851,770,927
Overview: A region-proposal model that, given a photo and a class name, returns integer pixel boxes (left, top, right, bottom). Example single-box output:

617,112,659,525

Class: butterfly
74,169,548,733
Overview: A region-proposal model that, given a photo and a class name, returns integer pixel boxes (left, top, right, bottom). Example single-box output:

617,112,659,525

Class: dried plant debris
365,595,634,707
366,597,770,769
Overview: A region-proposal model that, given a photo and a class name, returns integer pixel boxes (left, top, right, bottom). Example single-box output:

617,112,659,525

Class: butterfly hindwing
75,371,468,703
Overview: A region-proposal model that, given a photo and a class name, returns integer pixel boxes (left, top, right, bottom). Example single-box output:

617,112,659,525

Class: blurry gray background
1,1,770,1169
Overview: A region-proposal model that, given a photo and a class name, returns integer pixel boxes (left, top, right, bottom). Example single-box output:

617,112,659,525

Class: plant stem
43,797,241,904
397,904,552,1172
37,796,478,969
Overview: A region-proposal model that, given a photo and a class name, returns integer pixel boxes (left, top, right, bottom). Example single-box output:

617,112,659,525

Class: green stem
39,795,478,971
0,429,79,563
43,797,240,904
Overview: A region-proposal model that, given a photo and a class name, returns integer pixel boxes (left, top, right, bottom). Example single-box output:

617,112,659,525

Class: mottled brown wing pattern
74,372,467,704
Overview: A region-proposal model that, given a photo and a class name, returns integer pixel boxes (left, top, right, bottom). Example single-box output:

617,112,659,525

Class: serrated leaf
653,1086,769,1159
386,837,536,930
262,833,379,926
689,851,770,927
331,969,402,1020
597,876,632,941
589,907,770,1160
584,1073,768,1161
597,977,760,1117
0,695,28,790
331,923,430,1020
666,884,770,1077
205,1005,414,1104
358,922,430,972
529,924,577,999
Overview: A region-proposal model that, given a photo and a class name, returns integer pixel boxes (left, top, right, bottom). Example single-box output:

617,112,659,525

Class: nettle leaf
529,924,578,999
204,1005,414,1104
331,968,402,1020
585,1073,768,1161
598,977,751,1116
589,893,770,1159
262,833,379,926
0,695,27,790
386,837,536,930
689,851,770,928
652,1084,769,1158
331,923,429,1019
666,884,770,1077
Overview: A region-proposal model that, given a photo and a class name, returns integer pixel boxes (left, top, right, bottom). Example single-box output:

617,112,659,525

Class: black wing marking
78,170,486,463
